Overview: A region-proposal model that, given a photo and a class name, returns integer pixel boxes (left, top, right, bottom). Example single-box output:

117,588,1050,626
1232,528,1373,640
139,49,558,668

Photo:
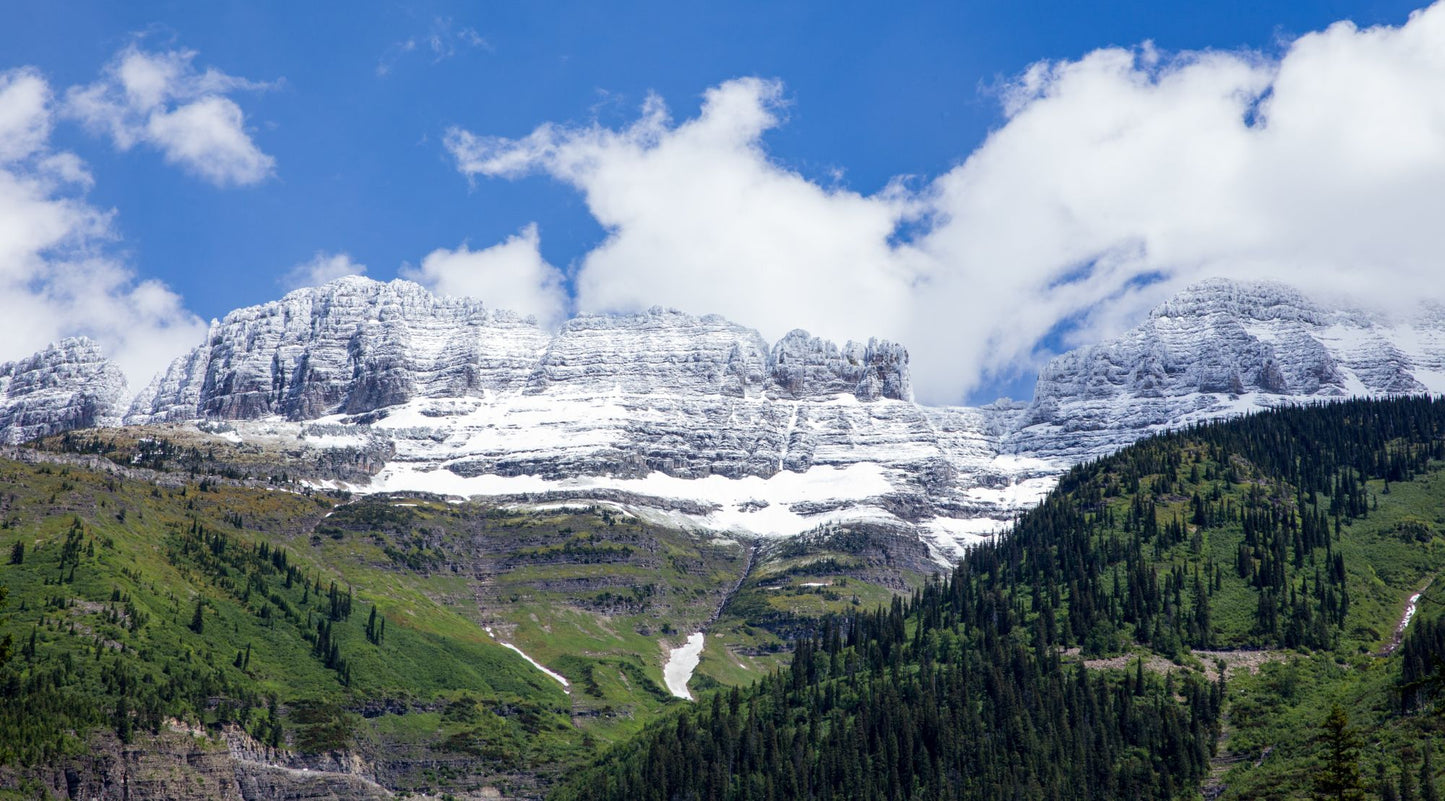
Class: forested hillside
553,397,1445,800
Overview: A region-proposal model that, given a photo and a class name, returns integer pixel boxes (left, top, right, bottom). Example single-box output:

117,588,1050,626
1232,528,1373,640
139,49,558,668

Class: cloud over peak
282,252,368,291
0,65,206,389
402,224,568,329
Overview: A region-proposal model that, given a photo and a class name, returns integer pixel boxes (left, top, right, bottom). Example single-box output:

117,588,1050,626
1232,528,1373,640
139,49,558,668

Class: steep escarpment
127,279,913,426
127,276,552,423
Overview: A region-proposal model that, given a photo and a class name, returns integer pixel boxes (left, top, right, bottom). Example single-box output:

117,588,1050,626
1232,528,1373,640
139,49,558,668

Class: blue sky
2,0,1442,403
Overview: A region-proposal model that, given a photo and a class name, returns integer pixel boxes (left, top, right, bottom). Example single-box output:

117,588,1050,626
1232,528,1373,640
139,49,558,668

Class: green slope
0,460,587,794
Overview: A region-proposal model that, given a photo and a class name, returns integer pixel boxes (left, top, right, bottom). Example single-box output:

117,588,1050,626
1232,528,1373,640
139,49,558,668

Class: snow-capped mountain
120,277,1043,560
0,337,126,445
1008,279,1445,461
5,277,1443,561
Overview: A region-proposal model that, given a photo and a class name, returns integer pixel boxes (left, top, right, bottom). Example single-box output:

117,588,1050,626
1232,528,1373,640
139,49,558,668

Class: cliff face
0,337,126,445
127,276,553,423
126,279,912,426
2,725,394,801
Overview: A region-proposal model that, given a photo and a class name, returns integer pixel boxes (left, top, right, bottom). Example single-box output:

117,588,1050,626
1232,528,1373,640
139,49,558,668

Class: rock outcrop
127,276,551,423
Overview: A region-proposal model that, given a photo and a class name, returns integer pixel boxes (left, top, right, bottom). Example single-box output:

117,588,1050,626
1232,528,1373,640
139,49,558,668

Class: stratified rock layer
5,276,1445,557
0,337,126,445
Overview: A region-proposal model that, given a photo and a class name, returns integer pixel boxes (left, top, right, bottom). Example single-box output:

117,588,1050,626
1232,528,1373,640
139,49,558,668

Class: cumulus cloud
282,251,368,291
64,45,275,187
0,67,206,389
447,4,1445,403
401,224,568,328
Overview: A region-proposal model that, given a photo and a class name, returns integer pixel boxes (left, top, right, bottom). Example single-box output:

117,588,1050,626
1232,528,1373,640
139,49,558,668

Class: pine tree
189,599,205,634
1313,705,1365,801
8,540,21,564
1424,744,1440,801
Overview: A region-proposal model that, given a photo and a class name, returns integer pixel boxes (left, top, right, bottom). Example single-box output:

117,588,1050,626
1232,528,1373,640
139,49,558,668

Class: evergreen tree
1424,744,1440,801
1314,705,1365,801
189,599,205,634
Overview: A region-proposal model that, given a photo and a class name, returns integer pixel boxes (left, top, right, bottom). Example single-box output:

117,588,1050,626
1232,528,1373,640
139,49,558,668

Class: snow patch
663,632,705,701
362,461,901,539
485,627,570,693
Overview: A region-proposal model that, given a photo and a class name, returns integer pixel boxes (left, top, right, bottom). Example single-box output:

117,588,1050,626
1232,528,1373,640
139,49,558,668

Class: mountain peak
0,336,127,444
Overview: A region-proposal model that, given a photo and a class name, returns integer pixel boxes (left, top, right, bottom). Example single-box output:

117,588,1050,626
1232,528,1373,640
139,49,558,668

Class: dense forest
553,396,1445,800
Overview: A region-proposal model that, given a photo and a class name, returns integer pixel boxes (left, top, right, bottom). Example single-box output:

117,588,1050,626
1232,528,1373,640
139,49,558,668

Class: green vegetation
8,396,1445,799
0,462,578,792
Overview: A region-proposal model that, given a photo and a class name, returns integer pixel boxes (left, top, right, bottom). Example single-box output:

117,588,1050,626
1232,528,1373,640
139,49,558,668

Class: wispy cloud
64,45,277,187
281,252,368,291
377,18,490,77
448,3,1445,403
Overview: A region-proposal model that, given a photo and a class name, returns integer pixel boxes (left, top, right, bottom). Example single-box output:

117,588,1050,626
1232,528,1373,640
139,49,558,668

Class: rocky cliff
127,276,553,423
126,278,912,425
0,337,126,445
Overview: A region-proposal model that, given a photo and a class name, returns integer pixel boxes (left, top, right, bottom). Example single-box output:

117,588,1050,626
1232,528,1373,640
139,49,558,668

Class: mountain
6,294,1445,798
1010,278,1445,461
4,277,1445,564
118,276,1042,563
0,337,126,445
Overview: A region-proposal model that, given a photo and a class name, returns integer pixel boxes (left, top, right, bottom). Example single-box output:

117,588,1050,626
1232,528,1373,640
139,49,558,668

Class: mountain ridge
5,276,1445,560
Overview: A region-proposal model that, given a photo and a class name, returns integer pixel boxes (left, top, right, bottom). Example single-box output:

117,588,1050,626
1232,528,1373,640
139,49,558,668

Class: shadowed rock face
0,337,126,445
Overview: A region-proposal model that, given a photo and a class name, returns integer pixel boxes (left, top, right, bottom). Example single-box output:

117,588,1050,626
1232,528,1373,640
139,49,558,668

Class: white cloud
0,67,206,390
64,46,275,187
445,77,918,353
448,4,1445,403
282,252,368,291
377,18,490,77
402,224,568,328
